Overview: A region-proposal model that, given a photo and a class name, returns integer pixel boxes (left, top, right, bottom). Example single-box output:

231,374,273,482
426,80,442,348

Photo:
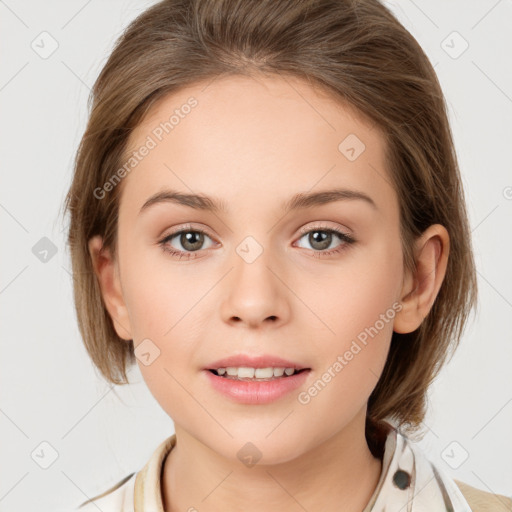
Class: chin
208,429,309,467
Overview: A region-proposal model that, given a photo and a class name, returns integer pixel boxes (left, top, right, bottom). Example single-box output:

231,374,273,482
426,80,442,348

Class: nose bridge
220,234,290,326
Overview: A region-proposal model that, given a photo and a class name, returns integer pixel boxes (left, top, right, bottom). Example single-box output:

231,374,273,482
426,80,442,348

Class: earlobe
88,235,133,341
393,224,450,334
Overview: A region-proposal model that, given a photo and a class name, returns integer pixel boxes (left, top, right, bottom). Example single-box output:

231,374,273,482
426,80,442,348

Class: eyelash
158,224,356,260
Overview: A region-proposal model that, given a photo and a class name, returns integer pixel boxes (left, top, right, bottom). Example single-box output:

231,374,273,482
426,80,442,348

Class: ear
393,224,450,334
88,235,133,341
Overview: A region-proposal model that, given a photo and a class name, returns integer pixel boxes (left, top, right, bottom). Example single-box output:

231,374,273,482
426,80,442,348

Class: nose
220,250,291,329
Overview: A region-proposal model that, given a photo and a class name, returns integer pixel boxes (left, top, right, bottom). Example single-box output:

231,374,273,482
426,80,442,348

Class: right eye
158,227,217,259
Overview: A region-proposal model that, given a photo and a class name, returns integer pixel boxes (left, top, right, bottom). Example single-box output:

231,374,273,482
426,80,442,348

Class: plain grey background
1,1,511,511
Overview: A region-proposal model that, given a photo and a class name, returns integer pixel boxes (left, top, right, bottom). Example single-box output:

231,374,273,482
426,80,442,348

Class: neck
161,411,384,512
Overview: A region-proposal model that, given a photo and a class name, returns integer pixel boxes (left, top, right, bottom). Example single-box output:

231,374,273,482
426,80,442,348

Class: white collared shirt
74,426,481,511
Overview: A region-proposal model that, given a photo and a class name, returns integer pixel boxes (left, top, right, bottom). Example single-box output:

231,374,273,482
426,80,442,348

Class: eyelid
162,222,216,240
297,222,353,237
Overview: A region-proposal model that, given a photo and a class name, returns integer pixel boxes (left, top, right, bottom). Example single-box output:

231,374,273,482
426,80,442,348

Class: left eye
295,228,353,252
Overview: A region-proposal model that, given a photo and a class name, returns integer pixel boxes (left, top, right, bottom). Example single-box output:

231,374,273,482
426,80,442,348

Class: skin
89,73,449,511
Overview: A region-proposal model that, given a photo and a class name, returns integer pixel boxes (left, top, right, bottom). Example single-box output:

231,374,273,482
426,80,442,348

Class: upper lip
205,354,310,370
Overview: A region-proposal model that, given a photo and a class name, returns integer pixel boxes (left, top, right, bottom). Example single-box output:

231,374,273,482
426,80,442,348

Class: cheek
120,239,205,338
118,244,206,398
299,233,402,335
304,238,402,394
120,247,219,374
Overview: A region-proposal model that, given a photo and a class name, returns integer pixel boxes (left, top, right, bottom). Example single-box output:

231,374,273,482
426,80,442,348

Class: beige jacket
75,432,512,511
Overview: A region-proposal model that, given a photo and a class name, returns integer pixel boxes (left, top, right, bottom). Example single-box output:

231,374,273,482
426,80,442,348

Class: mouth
204,364,311,404
204,354,311,382
207,367,310,382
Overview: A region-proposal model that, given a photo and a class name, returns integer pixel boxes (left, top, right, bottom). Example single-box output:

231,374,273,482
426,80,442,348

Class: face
104,74,408,463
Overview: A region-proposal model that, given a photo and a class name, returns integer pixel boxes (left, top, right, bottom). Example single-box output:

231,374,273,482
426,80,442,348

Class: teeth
272,367,285,377
238,367,255,378
215,367,298,379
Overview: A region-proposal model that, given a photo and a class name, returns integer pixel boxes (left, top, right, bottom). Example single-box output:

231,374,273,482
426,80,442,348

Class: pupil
309,231,331,250
181,231,204,251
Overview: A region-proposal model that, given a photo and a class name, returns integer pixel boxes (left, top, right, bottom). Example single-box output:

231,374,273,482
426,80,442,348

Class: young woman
64,0,511,510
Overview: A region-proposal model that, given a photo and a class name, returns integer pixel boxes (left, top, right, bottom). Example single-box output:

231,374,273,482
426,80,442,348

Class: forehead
120,73,395,219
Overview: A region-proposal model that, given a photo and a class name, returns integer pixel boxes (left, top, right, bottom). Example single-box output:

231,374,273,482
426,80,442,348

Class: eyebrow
138,187,377,215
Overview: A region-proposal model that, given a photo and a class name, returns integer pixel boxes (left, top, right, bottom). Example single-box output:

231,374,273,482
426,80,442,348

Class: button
393,469,411,490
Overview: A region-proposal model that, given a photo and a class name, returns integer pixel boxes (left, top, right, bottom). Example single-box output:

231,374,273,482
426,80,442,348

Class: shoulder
74,472,136,512
71,434,177,512
454,479,512,512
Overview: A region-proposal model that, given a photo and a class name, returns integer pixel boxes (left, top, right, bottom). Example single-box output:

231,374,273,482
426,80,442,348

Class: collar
134,434,176,512
362,425,472,511
134,427,472,511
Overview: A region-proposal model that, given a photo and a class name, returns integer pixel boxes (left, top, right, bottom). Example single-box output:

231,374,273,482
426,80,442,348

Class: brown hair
62,0,477,445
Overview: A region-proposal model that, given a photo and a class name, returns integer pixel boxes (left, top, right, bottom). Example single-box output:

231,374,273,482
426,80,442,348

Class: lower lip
204,369,311,405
